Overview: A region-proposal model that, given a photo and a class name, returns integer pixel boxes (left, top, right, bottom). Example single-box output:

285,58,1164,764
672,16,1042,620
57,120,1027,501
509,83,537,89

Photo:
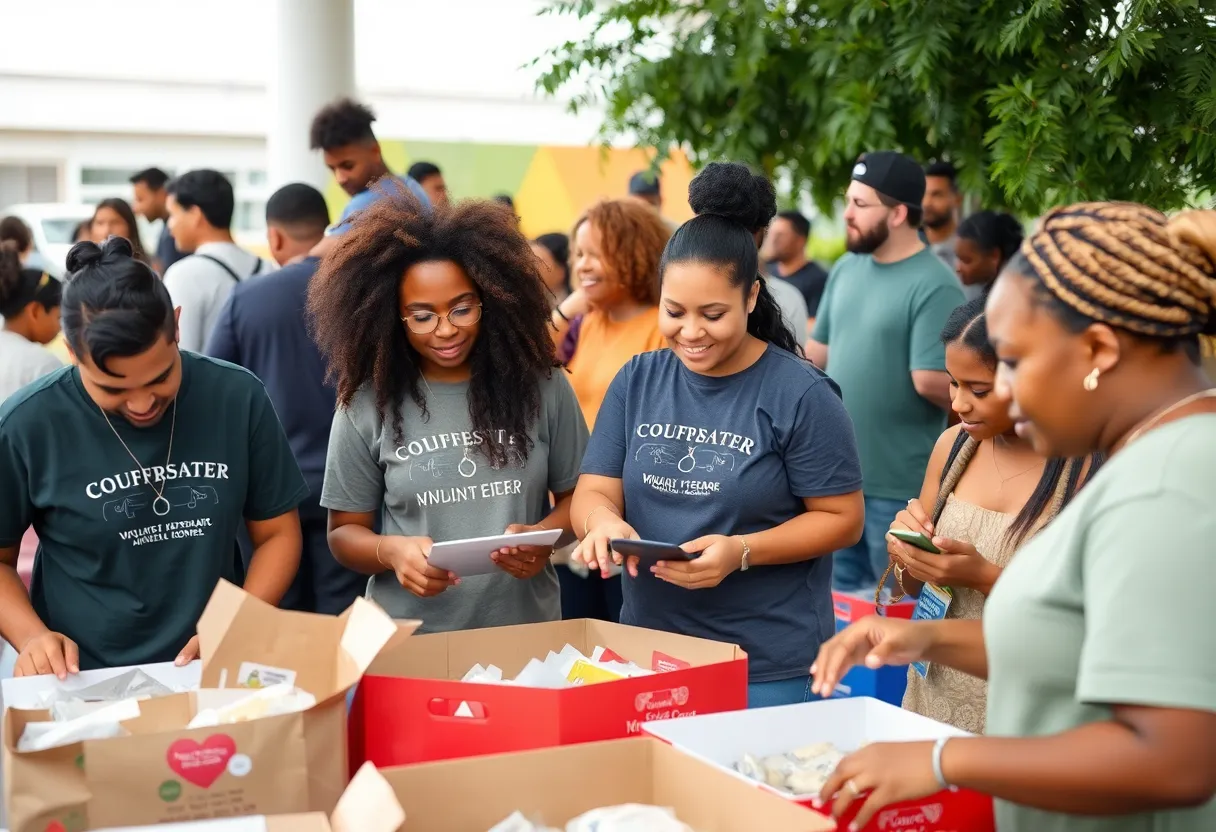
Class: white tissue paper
461,644,655,689
187,683,316,729
735,741,853,795
31,667,189,722
487,805,692,832
18,697,143,752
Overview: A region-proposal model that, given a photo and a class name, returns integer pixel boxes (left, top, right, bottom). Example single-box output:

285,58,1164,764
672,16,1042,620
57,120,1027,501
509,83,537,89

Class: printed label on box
236,661,296,689
876,801,945,829
651,651,691,672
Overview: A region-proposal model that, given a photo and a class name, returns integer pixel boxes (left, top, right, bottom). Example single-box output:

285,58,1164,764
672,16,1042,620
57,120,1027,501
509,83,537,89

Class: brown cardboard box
4,580,416,832
354,619,748,768
94,762,407,832
384,737,834,831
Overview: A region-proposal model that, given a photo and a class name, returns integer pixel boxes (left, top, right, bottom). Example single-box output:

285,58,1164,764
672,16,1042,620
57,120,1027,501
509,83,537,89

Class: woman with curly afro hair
309,192,589,631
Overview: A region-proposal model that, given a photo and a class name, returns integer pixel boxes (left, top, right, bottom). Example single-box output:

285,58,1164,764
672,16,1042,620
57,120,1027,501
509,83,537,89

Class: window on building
0,164,60,210
80,167,139,187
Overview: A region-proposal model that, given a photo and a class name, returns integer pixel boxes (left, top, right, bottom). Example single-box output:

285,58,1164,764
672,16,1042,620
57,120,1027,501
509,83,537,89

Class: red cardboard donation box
351,618,747,770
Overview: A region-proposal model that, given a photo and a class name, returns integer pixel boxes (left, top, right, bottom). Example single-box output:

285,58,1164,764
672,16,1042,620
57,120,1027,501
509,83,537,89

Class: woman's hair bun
1165,210,1216,336
66,236,134,276
66,241,104,274
687,162,777,233
1167,210,1216,275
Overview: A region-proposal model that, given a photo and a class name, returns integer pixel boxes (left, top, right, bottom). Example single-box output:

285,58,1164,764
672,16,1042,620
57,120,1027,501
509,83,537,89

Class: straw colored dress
901,437,1073,734
901,493,1014,733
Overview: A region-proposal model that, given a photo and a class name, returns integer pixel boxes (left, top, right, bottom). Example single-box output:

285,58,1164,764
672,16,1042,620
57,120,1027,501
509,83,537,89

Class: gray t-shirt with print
320,371,589,631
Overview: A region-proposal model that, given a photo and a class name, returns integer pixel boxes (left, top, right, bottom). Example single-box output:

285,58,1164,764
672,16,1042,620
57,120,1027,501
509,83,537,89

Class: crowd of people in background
1,91,1215,830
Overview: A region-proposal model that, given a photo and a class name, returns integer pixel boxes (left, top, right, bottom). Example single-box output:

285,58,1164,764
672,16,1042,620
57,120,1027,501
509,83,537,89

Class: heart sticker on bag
166,735,237,789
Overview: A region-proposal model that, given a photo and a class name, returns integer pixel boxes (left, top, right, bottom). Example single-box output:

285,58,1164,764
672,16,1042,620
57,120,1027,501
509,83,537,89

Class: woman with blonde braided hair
809,202,1216,831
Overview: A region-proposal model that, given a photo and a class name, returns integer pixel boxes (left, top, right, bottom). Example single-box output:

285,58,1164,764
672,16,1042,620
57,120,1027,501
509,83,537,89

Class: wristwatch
739,536,750,572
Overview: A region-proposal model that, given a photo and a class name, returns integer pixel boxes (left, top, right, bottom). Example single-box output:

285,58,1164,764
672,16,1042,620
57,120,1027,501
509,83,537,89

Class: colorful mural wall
323,141,696,239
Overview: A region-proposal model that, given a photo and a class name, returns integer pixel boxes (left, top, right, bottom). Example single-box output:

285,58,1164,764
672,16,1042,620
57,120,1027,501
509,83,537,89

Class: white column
267,0,355,192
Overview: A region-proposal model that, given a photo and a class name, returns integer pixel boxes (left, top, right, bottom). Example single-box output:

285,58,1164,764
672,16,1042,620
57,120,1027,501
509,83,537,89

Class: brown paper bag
4,580,417,832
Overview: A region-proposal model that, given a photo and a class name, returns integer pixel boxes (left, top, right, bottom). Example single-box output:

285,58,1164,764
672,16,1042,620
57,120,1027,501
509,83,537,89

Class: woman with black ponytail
571,162,865,708
883,296,1099,733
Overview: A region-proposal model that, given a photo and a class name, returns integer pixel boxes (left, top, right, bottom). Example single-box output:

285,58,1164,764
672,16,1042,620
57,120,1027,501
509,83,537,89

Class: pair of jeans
831,495,907,594
747,676,820,709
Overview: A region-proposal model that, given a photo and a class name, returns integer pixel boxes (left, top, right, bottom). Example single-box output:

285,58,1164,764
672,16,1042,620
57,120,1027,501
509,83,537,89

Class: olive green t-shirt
0,353,309,670
985,414,1216,831
811,249,963,500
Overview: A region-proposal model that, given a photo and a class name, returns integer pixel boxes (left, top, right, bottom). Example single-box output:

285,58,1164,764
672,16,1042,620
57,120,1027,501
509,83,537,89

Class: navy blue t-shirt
205,257,335,496
580,346,863,682
156,224,186,272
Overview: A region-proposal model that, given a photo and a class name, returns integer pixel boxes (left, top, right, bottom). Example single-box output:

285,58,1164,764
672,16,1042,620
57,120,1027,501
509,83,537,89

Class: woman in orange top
549,198,671,621
550,199,671,430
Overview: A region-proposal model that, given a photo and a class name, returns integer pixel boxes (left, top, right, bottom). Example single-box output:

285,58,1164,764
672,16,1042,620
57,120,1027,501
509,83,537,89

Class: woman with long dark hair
813,203,1216,830
886,296,1099,733
571,163,864,708
310,193,589,630
90,197,149,264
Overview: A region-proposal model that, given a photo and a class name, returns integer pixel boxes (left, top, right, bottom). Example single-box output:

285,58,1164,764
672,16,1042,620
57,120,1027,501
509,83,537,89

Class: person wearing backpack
162,169,275,352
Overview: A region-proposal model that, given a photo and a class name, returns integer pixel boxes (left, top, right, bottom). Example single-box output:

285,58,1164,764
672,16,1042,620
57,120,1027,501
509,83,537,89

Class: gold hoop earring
1082,368,1100,392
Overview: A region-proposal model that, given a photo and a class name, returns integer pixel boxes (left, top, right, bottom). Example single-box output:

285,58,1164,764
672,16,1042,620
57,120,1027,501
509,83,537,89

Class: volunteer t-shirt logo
85,461,229,545
632,422,755,496
394,428,526,508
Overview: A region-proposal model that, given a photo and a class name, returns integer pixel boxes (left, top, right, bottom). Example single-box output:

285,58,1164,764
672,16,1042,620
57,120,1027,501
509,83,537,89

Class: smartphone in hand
889,528,942,554
609,539,699,564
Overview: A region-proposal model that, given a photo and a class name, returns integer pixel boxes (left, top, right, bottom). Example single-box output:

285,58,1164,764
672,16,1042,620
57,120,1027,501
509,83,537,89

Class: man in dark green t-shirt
807,151,964,593
0,237,307,674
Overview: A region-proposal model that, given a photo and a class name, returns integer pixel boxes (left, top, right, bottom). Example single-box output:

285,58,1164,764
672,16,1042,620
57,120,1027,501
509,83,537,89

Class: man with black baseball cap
627,170,662,209
807,150,964,594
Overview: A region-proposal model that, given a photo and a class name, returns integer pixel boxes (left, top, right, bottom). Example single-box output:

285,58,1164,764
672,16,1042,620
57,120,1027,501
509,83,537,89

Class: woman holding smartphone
885,296,1097,733
812,203,1216,831
572,163,864,708
310,193,589,632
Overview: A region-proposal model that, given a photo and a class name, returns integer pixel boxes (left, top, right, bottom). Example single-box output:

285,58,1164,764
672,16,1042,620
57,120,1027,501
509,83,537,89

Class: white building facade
0,0,602,241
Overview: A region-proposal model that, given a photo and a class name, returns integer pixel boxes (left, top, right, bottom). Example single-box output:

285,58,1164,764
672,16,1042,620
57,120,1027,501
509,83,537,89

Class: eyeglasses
400,303,483,334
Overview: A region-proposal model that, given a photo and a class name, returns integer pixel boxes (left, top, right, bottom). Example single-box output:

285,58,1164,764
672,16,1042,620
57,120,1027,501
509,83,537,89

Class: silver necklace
100,400,178,517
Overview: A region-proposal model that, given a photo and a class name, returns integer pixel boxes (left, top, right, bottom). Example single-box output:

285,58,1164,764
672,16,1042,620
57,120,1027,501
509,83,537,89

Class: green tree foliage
535,0,1216,215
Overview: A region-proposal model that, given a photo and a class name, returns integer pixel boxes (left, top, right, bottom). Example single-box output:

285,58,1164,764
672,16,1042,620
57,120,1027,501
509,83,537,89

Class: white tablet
426,528,563,577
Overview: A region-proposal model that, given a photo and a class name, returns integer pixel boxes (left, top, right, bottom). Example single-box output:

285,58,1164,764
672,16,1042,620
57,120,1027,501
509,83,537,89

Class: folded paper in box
462,644,656,688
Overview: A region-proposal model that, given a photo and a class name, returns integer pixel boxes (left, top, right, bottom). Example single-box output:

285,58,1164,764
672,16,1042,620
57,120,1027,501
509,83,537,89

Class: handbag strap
875,432,979,610
930,434,980,525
